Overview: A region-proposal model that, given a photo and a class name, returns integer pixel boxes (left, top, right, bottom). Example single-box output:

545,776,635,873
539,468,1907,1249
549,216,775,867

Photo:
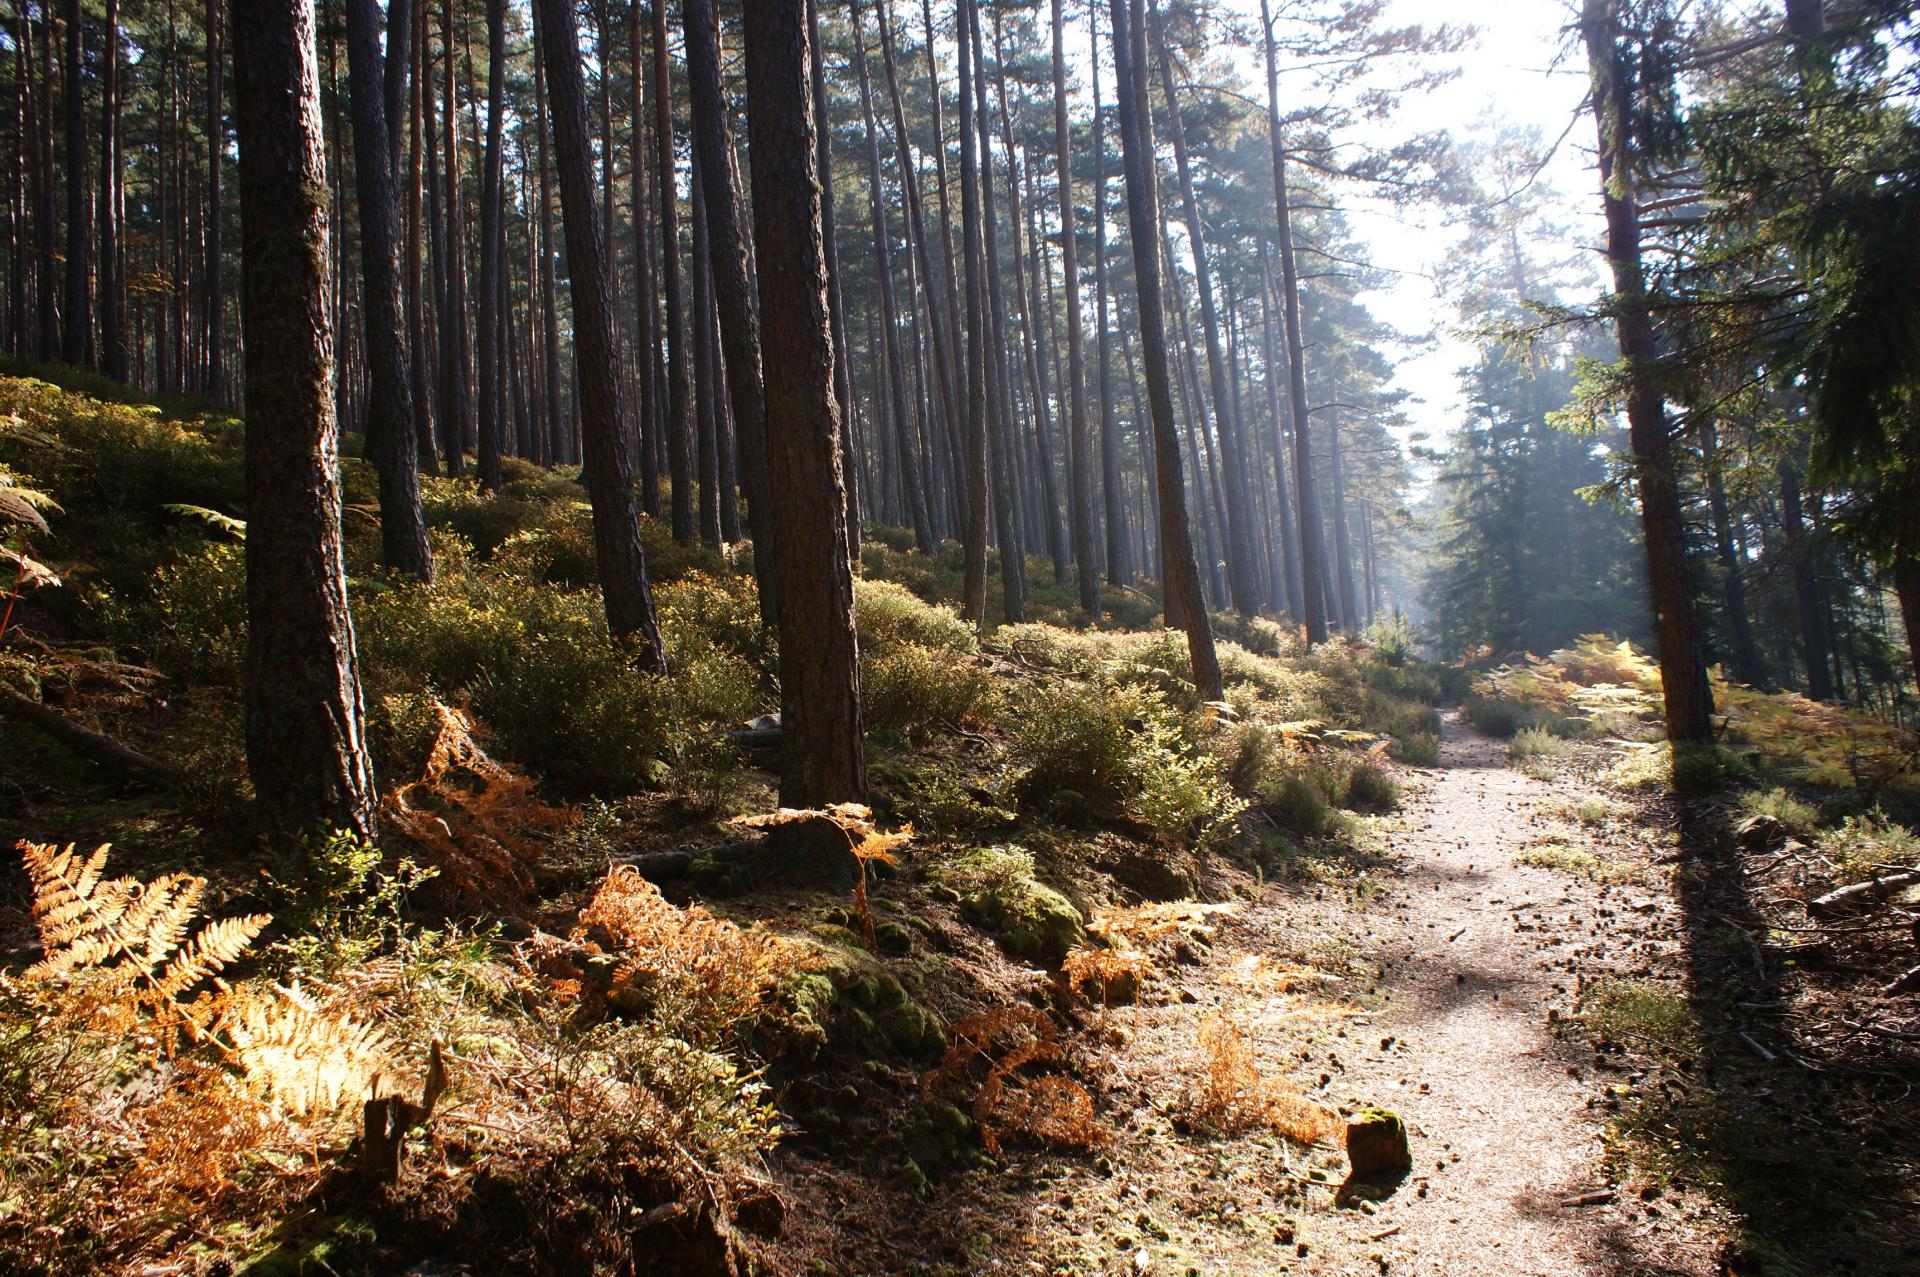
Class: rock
1345,1107,1413,1178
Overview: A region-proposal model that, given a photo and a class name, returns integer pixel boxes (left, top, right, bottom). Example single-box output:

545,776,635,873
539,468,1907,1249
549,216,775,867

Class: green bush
117,540,247,684
1510,727,1573,763
862,643,996,736
1341,761,1400,812
1258,772,1336,838
854,578,977,654
1393,732,1440,766
1006,679,1243,845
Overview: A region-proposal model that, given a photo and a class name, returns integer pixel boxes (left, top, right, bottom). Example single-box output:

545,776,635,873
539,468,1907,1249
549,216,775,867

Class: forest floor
806,712,1740,1276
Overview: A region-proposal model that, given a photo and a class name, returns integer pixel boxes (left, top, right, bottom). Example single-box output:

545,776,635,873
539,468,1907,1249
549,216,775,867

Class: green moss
931,846,1085,965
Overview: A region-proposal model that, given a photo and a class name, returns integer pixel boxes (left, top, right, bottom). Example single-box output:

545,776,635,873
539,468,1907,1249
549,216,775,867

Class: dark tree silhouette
231,0,376,838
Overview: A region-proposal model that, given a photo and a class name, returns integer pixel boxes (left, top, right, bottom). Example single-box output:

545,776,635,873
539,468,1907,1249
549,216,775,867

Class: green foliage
854,578,978,654
1813,815,1920,886
1340,762,1401,813
118,541,247,685
1004,679,1244,846
1738,788,1822,840
1510,726,1573,763
1393,732,1440,766
1257,772,1337,839
862,642,996,737
928,846,1084,965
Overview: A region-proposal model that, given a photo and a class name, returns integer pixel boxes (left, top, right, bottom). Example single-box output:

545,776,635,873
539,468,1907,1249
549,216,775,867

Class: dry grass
1189,1013,1340,1145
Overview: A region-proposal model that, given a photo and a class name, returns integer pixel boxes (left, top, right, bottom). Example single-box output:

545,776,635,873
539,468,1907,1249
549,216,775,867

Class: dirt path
1290,711,1722,1276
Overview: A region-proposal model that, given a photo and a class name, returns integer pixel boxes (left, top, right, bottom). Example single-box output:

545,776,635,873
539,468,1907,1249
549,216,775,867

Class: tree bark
684,0,777,623
97,0,123,380
652,0,696,544
232,0,377,839
809,0,860,557
61,0,89,367
849,0,933,552
742,0,868,807
1109,0,1219,698
533,0,670,669
1089,1,1132,588
1581,0,1714,744
1049,0,1100,615
1701,419,1763,685
955,0,991,628
438,0,471,476
345,0,432,580
1260,0,1327,643
474,0,507,492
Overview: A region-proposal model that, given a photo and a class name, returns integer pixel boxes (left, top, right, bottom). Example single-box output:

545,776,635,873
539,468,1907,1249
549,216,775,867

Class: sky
1200,0,1610,467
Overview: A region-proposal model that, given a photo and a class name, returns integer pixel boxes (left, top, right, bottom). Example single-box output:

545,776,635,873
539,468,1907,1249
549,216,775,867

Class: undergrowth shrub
1258,772,1337,838
1812,815,1920,886
862,642,996,736
1510,726,1573,763
855,577,977,653
1006,679,1243,845
1393,732,1440,766
1340,761,1401,813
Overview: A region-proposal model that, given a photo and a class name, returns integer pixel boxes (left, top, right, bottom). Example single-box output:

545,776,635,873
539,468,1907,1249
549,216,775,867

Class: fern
17,841,270,1023
218,983,392,1117
162,502,247,539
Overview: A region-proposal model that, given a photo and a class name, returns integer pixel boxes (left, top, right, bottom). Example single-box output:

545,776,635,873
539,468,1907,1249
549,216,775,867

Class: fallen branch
0,684,167,784
1807,871,1920,920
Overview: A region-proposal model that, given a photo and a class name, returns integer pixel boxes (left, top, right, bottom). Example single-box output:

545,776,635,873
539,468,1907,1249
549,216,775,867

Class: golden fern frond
132,876,207,972
221,984,393,1117
151,913,271,1005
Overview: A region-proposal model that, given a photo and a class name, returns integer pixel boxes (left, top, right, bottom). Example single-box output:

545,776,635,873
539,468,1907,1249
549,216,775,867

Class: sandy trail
1294,711,1719,1277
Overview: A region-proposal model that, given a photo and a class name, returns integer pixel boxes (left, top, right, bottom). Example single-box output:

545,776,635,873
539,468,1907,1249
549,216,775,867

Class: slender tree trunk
1582,0,1714,744
1044,0,1100,614
690,147,723,546
1329,405,1361,627
475,0,507,491
61,0,89,366
953,0,991,627
808,0,860,557
1780,457,1834,700
742,0,867,806
406,0,437,475
652,0,696,543
1258,247,1303,619
1148,1,1258,615
232,0,376,839
97,0,123,380
1259,0,1327,644
629,0,660,509
1109,0,1219,697
1089,1,1131,588
684,0,776,621
850,0,933,552
1701,420,1763,685
533,12,565,467
345,0,432,580
439,0,471,475
533,0,669,668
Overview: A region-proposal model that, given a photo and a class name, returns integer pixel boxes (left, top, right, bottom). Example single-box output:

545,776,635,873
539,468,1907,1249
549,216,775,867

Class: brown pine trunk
742,0,867,807
345,0,432,580
1258,245,1304,619
1581,0,1713,744
1148,1,1259,615
684,0,777,622
532,11,565,467
1109,0,1219,698
1260,0,1327,643
849,0,933,552
1048,0,1100,614
1780,458,1834,700
474,0,506,491
629,0,661,511
231,0,377,839
652,0,696,543
439,0,471,475
808,0,860,557
61,0,89,366
955,0,991,628
97,0,123,380
406,0,438,474
1089,1,1132,587
533,0,669,669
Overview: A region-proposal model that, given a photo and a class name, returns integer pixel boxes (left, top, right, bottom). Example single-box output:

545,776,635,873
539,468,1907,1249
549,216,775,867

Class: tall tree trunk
1049,0,1100,615
1581,0,1714,744
1329,405,1360,627
1259,0,1327,644
97,0,123,380
1089,0,1131,588
345,0,432,580
1148,0,1258,615
24,3,56,360
955,0,991,628
849,0,933,552
684,0,776,621
439,0,471,475
629,0,660,510
61,0,89,366
1780,457,1834,700
1258,245,1303,619
742,0,867,807
204,0,224,396
1109,0,1219,698
1701,419,1763,686
533,0,669,668
653,0,696,543
809,0,860,557
690,146,723,546
406,0,438,475
474,0,506,491
232,0,376,839
533,11,565,467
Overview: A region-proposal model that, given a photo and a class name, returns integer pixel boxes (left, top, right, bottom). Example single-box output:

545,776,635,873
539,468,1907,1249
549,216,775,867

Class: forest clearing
1,0,1917,1274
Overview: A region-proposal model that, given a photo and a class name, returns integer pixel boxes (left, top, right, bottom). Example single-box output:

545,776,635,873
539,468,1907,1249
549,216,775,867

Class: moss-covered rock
931,845,1085,965
898,1099,978,1185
